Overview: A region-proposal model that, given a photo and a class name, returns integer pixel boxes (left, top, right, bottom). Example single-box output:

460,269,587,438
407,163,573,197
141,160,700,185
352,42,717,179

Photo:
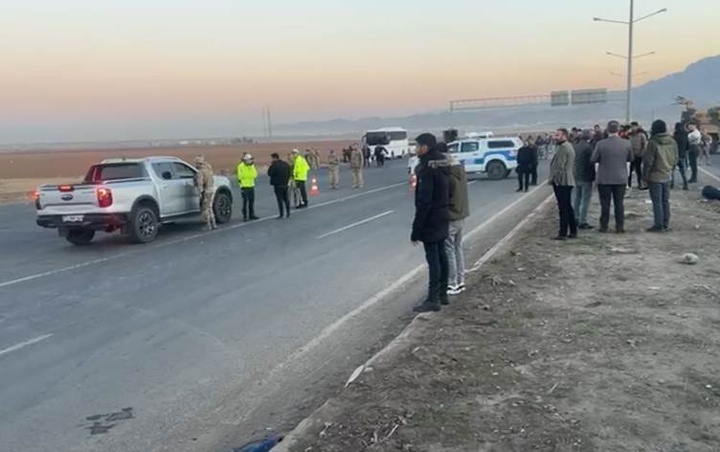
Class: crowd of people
546,118,710,240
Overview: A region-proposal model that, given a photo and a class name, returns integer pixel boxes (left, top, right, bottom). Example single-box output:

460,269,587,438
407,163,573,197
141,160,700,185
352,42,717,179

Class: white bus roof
365,127,406,132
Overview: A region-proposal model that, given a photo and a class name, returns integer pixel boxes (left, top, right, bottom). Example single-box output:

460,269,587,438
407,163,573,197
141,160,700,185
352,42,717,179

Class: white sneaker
447,285,462,296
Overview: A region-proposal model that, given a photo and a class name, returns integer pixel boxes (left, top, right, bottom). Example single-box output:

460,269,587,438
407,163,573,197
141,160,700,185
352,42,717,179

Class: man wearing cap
350,145,364,189
291,149,310,208
237,154,259,221
327,149,340,189
194,155,217,230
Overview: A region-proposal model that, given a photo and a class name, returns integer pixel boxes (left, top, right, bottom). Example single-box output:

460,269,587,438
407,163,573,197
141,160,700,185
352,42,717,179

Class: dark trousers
552,184,577,237
273,185,290,217
241,187,255,219
597,184,626,231
423,241,449,304
648,181,670,229
688,146,699,182
530,164,538,185
296,180,308,206
671,157,688,188
629,157,643,188
517,170,530,191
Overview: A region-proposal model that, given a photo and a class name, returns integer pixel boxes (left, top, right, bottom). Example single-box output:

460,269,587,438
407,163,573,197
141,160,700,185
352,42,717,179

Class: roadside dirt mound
285,187,720,451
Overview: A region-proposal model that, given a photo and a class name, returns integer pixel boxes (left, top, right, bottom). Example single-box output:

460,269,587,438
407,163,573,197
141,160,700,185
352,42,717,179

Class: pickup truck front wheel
128,205,159,244
65,228,95,246
213,191,232,224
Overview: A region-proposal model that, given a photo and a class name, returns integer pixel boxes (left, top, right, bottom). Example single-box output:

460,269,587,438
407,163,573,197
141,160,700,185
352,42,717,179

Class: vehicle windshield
84,163,145,182
365,132,390,146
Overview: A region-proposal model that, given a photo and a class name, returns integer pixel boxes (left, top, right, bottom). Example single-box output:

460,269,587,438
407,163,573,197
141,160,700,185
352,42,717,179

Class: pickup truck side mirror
162,171,172,180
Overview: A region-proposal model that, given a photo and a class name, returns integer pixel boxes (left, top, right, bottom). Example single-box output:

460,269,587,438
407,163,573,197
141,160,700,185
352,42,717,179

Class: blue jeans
573,181,593,225
648,181,671,229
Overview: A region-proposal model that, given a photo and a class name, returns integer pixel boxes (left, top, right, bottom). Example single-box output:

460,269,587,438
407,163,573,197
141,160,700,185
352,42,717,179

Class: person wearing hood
237,154,259,221
671,122,689,190
444,152,470,296
411,133,450,313
642,120,678,232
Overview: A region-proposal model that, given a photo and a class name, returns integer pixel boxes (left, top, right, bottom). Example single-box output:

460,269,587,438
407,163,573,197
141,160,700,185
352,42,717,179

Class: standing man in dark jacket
671,122,689,190
516,141,534,192
573,129,596,229
591,120,634,233
411,133,450,313
643,120,678,232
267,153,292,219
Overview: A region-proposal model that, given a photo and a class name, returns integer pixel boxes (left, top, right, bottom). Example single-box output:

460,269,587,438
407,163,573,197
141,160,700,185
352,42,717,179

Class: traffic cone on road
310,177,319,196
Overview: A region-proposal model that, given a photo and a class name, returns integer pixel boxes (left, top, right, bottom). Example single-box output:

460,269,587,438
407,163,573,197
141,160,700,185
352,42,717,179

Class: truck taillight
97,187,113,208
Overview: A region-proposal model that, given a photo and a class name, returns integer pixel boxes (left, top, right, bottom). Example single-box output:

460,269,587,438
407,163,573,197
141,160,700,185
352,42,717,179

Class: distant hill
272,55,720,137
634,55,720,108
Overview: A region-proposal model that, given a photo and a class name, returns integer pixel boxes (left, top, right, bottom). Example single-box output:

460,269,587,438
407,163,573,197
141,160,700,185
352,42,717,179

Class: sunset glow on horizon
1,0,718,142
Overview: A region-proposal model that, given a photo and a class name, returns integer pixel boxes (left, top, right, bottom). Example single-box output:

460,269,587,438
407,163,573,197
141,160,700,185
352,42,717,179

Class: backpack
701,185,720,200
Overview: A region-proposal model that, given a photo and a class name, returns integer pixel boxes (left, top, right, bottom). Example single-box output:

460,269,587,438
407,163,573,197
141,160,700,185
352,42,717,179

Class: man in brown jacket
629,122,648,188
549,128,577,240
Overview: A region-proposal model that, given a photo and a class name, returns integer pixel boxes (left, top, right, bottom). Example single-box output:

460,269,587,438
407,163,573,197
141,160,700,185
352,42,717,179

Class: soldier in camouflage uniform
194,155,217,230
327,149,340,189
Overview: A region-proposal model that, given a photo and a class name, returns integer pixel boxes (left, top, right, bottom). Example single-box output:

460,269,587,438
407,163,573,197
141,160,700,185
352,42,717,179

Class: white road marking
0,334,53,358
316,210,394,239
699,167,720,184
246,184,550,423
0,181,407,289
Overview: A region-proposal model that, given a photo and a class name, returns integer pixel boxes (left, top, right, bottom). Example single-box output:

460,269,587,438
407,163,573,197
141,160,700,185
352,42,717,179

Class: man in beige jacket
549,128,577,240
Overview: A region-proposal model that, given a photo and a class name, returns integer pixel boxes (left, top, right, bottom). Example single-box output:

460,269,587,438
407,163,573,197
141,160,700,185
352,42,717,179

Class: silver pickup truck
35,156,234,245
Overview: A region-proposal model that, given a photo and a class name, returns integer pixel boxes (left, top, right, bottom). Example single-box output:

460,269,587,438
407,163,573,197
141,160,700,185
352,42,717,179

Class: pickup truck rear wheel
65,228,95,246
486,160,507,180
128,205,159,243
213,191,232,224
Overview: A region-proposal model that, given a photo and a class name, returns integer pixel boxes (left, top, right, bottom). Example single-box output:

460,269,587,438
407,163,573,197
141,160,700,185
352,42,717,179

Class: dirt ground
0,140,353,180
284,186,720,451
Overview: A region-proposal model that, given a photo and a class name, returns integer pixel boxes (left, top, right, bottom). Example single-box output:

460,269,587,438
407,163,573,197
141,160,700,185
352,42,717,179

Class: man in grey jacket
549,128,577,240
591,120,634,233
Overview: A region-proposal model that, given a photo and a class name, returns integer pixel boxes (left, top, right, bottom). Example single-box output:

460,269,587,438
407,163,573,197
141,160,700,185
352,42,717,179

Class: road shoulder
277,186,720,451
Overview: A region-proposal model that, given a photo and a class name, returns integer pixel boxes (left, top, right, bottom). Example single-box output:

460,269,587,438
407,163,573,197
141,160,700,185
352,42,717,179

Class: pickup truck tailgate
38,184,100,213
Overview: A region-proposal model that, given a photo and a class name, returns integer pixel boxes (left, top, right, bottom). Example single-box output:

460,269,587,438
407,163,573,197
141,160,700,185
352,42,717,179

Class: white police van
408,137,520,180
447,137,520,180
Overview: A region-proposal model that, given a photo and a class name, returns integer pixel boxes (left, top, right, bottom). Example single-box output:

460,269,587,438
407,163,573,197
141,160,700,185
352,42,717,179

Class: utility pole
266,106,273,140
594,2,667,123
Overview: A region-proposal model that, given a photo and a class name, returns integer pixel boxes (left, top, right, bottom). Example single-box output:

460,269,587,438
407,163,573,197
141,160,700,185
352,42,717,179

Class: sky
1,0,718,143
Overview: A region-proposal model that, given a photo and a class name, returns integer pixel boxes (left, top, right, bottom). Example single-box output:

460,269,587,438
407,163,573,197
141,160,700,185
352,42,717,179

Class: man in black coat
267,153,292,219
411,133,451,313
516,141,535,192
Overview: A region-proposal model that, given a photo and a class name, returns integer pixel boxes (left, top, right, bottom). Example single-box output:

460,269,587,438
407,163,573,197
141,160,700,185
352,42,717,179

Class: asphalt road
0,159,551,452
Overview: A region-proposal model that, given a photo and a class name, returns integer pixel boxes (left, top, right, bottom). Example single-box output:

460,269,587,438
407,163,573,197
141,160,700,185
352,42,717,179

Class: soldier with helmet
194,155,217,231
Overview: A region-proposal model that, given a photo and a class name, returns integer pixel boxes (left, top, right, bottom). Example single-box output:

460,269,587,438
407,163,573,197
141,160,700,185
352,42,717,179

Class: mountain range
273,55,720,137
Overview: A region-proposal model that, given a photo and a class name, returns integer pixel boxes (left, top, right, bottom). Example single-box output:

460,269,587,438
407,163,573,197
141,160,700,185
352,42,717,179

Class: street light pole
593,3,666,124
626,0,634,124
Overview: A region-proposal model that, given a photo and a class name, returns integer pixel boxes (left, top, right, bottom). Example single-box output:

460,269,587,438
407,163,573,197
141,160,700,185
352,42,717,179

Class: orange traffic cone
409,173,417,190
310,177,319,196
